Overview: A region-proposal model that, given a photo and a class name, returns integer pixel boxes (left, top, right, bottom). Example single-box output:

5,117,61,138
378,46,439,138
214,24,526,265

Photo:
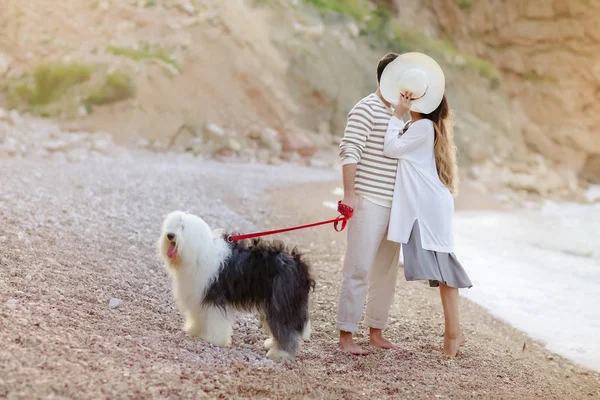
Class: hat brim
380,52,445,114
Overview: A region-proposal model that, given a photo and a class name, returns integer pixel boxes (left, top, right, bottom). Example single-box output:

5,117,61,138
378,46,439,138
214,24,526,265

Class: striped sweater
339,93,397,203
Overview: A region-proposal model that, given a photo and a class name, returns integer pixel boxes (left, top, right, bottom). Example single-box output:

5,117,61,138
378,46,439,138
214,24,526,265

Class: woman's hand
394,91,413,119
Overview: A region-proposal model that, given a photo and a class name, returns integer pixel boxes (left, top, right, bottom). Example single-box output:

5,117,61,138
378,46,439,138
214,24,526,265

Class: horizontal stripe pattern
338,93,397,201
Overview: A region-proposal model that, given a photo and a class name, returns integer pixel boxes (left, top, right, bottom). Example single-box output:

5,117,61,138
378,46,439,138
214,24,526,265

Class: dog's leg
200,306,234,347
261,316,272,336
266,332,296,361
264,337,277,351
183,312,204,337
265,317,297,361
263,275,310,361
301,318,311,341
259,313,276,350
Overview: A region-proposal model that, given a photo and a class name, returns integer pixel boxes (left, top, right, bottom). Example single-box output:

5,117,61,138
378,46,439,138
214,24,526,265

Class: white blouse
383,116,455,253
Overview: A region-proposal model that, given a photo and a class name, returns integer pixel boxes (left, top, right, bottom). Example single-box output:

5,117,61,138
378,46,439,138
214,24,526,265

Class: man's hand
341,192,357,211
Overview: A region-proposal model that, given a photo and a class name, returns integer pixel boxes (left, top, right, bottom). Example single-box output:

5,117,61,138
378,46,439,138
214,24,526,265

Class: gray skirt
403,220,472,289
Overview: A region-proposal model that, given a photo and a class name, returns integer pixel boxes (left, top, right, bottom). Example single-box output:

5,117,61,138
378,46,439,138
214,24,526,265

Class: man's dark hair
377,53,398,84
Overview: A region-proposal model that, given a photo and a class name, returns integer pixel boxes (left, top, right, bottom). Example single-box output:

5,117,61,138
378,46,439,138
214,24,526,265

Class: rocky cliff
393,0,600,183
0,0,597,197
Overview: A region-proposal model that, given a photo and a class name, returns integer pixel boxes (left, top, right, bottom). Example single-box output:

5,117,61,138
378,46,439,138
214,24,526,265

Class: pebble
203,123,226,139
180,2,195,15
108,298,122,309
6,299,18,309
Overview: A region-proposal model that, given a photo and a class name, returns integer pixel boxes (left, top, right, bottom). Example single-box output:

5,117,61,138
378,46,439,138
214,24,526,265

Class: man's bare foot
369,328,396,349
443,331,466,358
339,331,369,356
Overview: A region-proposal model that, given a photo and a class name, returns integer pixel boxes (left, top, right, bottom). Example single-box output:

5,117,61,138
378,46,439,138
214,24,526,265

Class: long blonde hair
421,95,459,195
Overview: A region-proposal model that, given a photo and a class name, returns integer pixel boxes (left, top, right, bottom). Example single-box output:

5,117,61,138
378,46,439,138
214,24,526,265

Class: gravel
0,153,337,399
1,153,599,399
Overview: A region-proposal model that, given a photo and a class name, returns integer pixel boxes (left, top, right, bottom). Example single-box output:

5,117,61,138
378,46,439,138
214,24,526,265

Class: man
337,52,401,355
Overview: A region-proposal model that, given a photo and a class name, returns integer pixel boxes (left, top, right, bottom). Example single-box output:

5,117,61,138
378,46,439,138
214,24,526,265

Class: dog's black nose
167,233,175,241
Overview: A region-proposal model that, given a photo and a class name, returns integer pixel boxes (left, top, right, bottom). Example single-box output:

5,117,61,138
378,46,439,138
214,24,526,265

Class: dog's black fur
202,237,315,356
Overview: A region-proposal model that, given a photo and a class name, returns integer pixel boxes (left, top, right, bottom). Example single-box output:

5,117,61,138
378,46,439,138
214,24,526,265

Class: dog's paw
266,348,294,361
264,337,276,350
183,321,203,337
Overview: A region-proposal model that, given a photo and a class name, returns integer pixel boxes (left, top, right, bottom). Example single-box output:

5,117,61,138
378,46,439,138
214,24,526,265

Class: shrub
86,70,135,106
7,62,93,107
458,0,472,11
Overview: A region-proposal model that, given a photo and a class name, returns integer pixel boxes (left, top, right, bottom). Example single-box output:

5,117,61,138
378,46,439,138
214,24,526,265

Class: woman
380,54,472,358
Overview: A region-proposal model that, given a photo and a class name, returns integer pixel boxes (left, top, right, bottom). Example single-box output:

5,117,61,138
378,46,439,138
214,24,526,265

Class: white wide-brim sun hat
379,52,445,114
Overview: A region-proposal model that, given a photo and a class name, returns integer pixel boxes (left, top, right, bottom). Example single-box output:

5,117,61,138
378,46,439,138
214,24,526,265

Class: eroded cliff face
1,0,596,193
394,0,600,182
0,0,528,161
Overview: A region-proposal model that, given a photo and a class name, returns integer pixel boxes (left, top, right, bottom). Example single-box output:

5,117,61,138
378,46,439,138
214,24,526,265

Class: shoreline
453,206,600,373
322,177,600,373
265,178,600,398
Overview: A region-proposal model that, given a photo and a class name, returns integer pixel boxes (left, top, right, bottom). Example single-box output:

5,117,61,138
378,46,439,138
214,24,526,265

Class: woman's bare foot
443,331,466,358
369,328,396,349
339,331,369,356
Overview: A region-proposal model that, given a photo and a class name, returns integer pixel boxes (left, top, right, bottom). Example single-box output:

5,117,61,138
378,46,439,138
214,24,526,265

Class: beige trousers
337,196,401,333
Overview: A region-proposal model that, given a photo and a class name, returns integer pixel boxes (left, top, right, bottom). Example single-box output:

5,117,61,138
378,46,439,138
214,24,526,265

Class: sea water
454,187,600,372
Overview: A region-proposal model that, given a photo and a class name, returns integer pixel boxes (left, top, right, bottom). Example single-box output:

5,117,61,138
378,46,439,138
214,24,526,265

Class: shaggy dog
158,211,314,360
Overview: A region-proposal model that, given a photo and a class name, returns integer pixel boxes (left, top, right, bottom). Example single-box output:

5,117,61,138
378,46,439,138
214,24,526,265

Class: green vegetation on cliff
106,43,179,71
4,62,135,117
303,0,500,82
6,62,93,108
304,0,371,19
86,70,136,107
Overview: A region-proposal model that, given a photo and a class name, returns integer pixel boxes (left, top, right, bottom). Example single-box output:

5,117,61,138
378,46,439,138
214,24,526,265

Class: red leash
227,201,354,242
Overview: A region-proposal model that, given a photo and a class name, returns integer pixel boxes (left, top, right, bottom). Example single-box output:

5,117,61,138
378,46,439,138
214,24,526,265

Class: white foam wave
455,201,600,372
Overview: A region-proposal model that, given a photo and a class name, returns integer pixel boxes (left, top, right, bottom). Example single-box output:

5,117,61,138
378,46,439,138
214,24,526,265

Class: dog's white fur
158,211,306,360
158,211,235,347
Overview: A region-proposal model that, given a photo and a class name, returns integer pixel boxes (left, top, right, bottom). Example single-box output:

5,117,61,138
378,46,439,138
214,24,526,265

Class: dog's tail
291,247,316,292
